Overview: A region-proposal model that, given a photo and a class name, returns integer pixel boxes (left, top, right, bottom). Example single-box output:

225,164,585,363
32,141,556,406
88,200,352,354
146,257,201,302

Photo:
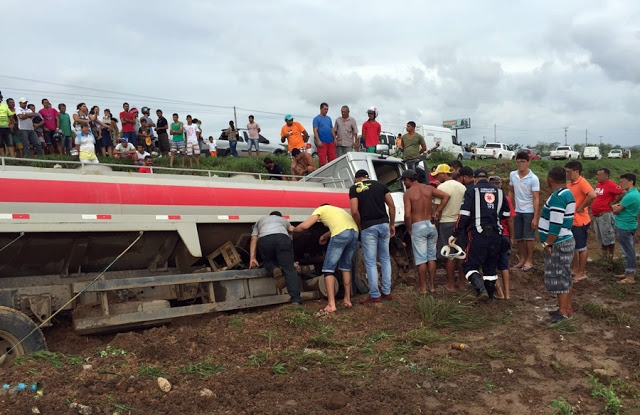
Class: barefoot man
290,204,359,313
402,169,450,294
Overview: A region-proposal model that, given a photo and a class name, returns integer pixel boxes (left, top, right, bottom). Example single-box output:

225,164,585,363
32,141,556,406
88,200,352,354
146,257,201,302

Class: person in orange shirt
280,114,309,153
565,161,596,282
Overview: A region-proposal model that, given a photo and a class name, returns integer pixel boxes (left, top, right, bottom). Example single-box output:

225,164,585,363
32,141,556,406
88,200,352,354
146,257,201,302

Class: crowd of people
249,151,639,322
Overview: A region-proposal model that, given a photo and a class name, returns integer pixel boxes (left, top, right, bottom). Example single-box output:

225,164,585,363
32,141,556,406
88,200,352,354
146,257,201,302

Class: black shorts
0,128,13,147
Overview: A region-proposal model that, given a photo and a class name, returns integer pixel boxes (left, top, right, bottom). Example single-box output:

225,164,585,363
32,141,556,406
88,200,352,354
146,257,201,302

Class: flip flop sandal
511,264,524,271
618,278,635,284
522,264,533,272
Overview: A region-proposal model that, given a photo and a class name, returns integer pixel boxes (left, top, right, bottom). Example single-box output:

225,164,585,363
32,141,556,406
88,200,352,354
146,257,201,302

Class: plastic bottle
451,343,469,351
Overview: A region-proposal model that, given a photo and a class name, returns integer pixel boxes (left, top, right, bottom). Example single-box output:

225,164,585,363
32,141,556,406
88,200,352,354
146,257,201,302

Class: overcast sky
2,0,639,147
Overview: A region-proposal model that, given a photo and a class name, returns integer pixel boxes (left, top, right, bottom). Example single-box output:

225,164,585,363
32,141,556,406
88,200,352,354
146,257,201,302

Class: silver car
215,129,288,157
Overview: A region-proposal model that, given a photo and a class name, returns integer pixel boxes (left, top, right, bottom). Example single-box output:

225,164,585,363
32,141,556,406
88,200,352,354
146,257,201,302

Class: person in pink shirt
39,98,60,154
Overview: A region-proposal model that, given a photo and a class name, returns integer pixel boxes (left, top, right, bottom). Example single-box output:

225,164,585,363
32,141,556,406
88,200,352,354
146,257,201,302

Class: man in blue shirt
312,102,336,167
613,173,640,284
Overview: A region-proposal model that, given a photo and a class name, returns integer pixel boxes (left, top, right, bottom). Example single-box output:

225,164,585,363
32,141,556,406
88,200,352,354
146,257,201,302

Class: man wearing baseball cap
15,97,44,157
432,164,467,291
349,169,396,303
450,169,511,299
280,114,309,153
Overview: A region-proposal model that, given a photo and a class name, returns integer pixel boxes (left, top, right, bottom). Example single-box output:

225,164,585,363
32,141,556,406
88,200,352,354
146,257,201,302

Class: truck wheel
353,251,400,295
498,154,503,159
457,154,463,161
0,306,47,366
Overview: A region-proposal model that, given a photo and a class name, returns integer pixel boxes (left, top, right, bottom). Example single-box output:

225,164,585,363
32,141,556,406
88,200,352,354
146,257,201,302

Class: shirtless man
402,169,451,294
290,148,316,180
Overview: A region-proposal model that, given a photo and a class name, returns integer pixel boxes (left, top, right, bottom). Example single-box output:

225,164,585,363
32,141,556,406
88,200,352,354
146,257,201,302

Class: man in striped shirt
538,166,576,323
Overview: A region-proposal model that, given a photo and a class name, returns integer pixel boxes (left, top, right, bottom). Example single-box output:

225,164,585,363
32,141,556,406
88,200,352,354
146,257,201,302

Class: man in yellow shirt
291,204,358,313
280,114,309,153
0,92,16,157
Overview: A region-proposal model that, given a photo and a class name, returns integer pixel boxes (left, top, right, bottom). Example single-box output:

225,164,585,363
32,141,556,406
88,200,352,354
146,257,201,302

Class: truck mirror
375,144,389,155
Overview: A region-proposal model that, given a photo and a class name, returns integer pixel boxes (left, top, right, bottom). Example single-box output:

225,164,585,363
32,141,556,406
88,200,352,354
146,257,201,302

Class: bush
428,149,458,166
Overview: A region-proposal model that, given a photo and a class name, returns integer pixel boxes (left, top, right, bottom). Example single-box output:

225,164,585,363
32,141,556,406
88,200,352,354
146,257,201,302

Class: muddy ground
1,240,639,415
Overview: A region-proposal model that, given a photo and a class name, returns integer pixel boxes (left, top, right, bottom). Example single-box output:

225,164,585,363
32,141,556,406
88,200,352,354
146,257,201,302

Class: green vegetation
14,351,85,368
400,326,443,346
285,307,313,328
417,295,487,330
551,396,573,415
427,355,485,380
589,374,622,414
227,316,245,329
137,364,169,378
583,303,630,325
549,317,580,334
97,345,127,358
181,359,224,377
271,362,288,375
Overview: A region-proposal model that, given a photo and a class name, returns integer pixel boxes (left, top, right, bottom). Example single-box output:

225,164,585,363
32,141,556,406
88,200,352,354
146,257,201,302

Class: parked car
608,149,623,159
216,129,287,157
550,146,580,160
583,146,602,160
520,148,541,160
475,143,515,160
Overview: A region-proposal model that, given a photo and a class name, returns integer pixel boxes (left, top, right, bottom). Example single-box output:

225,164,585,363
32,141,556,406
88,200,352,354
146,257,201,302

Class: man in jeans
247,115,261,157
291,204,359,313
508,151,540,272
349,169,396,303
249,211,302,304
613,173,640,284
565,161,596,282
15,98,43,158
591,168,623,257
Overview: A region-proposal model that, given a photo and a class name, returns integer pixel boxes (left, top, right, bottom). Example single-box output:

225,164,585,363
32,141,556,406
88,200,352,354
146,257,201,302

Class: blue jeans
18,130,43,158
361,223,392,298
322,229,358,274
617,228,636,275
123,131,137,146
229,140,238,157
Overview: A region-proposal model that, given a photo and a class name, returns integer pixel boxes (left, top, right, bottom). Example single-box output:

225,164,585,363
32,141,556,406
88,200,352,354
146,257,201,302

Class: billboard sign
443,118,471,130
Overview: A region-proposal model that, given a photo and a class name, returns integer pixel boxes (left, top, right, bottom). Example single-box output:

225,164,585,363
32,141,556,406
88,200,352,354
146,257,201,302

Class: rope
0,232,24,254
0,232,144,364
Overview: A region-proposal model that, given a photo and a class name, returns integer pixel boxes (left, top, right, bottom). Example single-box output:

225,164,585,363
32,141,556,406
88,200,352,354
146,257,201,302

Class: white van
583,146,602,160
413,125,464,159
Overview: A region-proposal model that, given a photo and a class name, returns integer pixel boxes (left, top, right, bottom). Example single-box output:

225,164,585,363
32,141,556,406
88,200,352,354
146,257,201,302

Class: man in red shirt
120,102,137,146
591,168,623,257
361,107,380,153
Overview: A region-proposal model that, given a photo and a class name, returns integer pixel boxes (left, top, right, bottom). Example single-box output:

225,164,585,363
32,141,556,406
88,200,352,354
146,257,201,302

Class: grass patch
339,360,372,378
113,402,137,412
589,374,622,414
180,359,223,377
227,316,244,329
286,308,313,328
427,355,485,380
484,349,516,360
583,303,631,325
287,348,345,367
549,317,580,334
379,342,413,363
417,295,487,330
97,346,127,358
247,350,270,368
400,326,444,346
138,364,169,378
14,351,85,368
272,362,288,375
551,396,573,415
364,330,396,343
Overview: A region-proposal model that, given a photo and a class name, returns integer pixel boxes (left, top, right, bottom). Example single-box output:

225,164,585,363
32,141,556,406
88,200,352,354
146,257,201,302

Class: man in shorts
490,175,516,299
155,109,170,157
170,113,185,167
433,164,467,291
39,98,60,155
0,92,15,157
508,151,540,272
184,115,200,167
591,168,622,257
247,115,261,157
538,166,576,323
290,148,316,180
402,169,450,294
291,204,359,313
565,161,596,282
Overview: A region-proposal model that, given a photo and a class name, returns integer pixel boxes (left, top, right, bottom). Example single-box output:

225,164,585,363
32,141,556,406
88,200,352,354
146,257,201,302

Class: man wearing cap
362,108,381,153
402,169,451,294
401,121,426,171
0,92,15,157
140,107,156,146
334,105,358,157
432,164,467,291
113,137,136,161
249,211,303,305
281,114,309,153
290,148,316,180
349,169,396,303
15,98,43,158
313,102,337,167
489,175,516,299
450,169,511,299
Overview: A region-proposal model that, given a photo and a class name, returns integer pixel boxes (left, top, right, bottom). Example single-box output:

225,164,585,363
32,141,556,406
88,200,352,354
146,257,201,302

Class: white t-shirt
136,150,150,160
16,107,34,130
434,179,467,223
115,143,136,152
207,139,216,150
247,122,260,139
184,123,199,143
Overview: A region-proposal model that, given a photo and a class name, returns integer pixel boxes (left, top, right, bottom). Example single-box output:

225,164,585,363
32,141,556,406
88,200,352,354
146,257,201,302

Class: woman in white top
75,123,99,164
72,102,91,135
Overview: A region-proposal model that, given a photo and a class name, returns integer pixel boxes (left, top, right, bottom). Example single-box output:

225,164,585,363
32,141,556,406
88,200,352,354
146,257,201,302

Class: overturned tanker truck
0,152,414,363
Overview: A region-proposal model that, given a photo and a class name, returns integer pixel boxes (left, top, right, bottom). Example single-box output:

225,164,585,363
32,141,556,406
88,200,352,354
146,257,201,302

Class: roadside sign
443,118,471,130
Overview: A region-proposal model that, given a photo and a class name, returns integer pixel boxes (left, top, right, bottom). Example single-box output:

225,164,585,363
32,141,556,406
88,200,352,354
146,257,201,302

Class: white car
607,149,623,158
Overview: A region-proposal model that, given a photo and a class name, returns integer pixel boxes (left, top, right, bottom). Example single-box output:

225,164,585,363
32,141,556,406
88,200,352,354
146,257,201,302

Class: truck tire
353,250,400,295
457,154,463,161
498,154,503,159
0,306,47,365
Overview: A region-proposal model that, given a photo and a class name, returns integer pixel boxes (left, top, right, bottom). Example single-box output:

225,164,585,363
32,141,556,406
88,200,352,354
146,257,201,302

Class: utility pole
599,136,603,145
233,106,238,128
585,129,588,146
564,127,568,145
494,123,496,141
